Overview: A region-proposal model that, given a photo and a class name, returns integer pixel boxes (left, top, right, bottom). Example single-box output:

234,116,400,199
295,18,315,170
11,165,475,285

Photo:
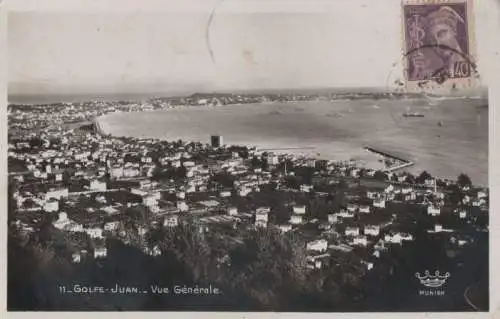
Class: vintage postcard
6,0,491,313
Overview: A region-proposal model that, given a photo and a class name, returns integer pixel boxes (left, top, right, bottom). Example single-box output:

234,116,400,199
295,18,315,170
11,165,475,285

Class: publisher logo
415,270,450,296
415,270,450,288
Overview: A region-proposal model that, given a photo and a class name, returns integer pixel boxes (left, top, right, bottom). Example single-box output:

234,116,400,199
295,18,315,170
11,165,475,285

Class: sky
7,0,497,96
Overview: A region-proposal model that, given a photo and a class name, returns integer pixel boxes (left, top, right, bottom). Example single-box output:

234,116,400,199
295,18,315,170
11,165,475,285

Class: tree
416,171,432,184
373,171,387,181
405,173,416,184
457,173,472,188
226,228,308,310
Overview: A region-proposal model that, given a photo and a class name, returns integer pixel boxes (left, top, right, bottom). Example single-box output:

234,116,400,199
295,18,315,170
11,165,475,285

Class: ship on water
403,111,424,118
402,106,424,118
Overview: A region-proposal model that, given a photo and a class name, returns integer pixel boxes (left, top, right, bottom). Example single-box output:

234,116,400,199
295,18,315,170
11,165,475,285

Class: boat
403,112,425,118
403,106,424,118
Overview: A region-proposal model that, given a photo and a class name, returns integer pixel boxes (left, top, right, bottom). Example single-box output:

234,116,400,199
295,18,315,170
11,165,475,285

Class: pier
364,146,415,172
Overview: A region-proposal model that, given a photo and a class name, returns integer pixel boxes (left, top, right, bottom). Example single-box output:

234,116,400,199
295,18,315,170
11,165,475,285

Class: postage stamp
401,0,478,92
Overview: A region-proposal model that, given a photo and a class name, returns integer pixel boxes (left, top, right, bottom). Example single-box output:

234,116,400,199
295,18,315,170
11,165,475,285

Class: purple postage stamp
402,0,477,92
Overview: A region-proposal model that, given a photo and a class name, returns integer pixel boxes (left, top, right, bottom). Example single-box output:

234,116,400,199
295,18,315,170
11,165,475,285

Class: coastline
75,97,486,187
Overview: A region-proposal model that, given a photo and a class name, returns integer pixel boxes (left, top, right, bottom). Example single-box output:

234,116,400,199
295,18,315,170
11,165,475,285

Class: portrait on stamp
403,1,473,84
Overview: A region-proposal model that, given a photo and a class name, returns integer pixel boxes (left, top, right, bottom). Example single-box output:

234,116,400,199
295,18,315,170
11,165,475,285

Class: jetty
364,146,415,172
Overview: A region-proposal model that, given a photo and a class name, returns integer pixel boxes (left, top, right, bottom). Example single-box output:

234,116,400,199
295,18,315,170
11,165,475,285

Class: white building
353,235,368,247
86,228,104,239
458,210,467,219
278,224,292,232
104,221,120,231
94,247,107,259
90,180,107,192
427,205,441,216
385,184,394,193
177,201,189,212
227,206,238,216
255,210,269,223
238,187,252,197
293,205,306,215
327,214,338,224
164,215,179,227
401,187,413,194
384,233,403,244
220,190,232,198
290,214,303,225
338,210,355,218
366,191,379,199
268,155,279,165
359,205,370,214
183,161,196,168
477,191,488,199
176,191,186,200
110,166,124,179
364,225,380,236
373,198,386,208
44,199,59,212
72,252,82,263
45,188,69,201
300,184,313,193
345,226,360,236
346,204,358,213
306,239,328,252
53,212,70,229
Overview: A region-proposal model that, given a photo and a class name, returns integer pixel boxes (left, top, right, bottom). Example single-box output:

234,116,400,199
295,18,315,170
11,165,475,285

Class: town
7,92,489,311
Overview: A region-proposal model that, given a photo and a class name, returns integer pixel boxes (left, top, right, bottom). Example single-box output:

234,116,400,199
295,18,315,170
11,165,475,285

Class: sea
97,98,488,186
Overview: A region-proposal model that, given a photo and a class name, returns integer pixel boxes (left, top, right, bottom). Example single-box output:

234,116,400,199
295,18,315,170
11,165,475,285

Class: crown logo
415,270,450,288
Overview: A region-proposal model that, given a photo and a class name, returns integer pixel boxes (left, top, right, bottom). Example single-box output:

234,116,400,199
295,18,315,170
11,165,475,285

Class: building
177,201,189,212
104,221,120,231
327,214,338,224
306,239,328,252
86,228,104,239
427,205,441,216
268,154,279,165
72,252,82,263
290,214,303,225
292,205,306,215
359,205,370,214
219,190,232,198
44,188,69,201
94,247,107,259
347,203,358,213
211,135,224,148
43,199,59,212
53,212,70,229
373,198,386,208
227,206,238,216
90,179,107,192
353,236,368,247
164,215,179,227
364,225,380,236
300,184,313,193
255,210,269,223
345,226,360,236
278,224,292,232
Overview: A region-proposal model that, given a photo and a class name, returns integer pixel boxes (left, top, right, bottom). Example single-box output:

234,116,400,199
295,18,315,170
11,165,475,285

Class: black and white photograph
6,0,493,312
